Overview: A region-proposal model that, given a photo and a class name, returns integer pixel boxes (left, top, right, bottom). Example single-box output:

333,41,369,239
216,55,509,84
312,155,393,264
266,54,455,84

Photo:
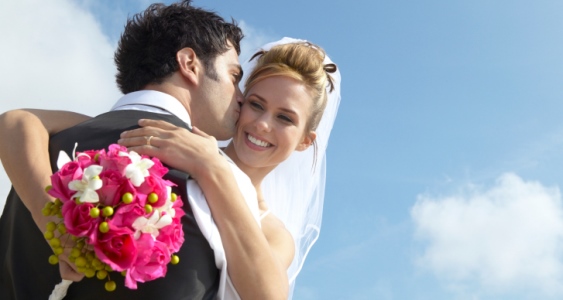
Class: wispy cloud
411,173,563,297
0,0,120,211
238,20,280,63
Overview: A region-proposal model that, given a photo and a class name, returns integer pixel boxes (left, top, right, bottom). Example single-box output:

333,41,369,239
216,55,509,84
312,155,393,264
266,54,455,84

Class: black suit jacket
0,110,219,300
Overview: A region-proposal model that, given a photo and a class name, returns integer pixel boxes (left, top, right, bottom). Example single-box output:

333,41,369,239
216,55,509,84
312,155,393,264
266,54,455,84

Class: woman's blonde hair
244,42,336,132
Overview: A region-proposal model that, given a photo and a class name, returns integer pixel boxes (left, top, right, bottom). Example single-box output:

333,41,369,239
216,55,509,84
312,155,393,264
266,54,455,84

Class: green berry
144,204,153,214
105,280,116,292
41,207,51,217
92,257,102,267
90,207,100,218
99,222,109,233
170,193,177,202
75,241,85,249
49,238,61,248
148,193,158,204
85,252,95,262
70,248,81,258
75,256,87,268
84,268,96,278
171,255,180,265
54,198,63,206
44,231,54,240
45,185,52,192
96,270,108,280
57,223,67,234
94,153,100,162
54,247,64,255
122,192,133,204
102,206,114,217
46,221,56,231
48,255,59,265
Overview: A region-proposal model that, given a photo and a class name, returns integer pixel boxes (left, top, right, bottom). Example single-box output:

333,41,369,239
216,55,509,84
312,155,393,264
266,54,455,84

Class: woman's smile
246,133,272,149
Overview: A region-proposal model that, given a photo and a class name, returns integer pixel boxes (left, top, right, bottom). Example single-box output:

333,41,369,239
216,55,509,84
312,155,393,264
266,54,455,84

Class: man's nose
236,88,244,105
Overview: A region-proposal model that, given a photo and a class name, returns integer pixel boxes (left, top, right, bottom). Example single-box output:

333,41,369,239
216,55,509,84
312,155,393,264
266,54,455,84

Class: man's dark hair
115,0,243,94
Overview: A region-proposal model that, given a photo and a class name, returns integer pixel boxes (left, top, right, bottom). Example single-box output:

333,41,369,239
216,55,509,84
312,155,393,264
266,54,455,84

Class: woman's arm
119,119,293,299
0,109,92,281
0,109,91,227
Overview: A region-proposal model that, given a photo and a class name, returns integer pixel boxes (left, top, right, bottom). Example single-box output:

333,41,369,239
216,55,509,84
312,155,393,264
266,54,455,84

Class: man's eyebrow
232,64,243,81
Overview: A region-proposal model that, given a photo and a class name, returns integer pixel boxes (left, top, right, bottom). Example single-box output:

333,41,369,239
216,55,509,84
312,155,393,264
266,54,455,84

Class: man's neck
144,81,192,119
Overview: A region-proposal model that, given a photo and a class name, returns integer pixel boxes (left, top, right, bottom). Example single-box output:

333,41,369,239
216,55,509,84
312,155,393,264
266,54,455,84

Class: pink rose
148,158,168,177
75,149,102,168
136,175,170,208
111,203,146,228
98,144,132,175
171,197,185,218
125,234,170,289
61,201,98,238
48,161,83,203
93,223,137,272
157,218,184,253
157,198,184,252
97,169,127,206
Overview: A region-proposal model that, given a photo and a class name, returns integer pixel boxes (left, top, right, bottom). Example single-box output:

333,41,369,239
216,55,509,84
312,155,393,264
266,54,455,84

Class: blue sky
1,1,563,299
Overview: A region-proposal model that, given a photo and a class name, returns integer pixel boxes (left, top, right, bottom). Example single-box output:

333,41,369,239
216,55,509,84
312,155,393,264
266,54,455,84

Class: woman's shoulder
261,213,295,268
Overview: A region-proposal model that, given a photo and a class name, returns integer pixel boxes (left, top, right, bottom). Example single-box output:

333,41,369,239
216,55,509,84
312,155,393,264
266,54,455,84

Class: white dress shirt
112,90,260,300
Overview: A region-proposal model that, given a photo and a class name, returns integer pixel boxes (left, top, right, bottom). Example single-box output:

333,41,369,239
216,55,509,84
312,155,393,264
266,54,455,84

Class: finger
120,127,155,139
118,136,158,148
125,145,161,157
59,260,84,282
138,119,179,130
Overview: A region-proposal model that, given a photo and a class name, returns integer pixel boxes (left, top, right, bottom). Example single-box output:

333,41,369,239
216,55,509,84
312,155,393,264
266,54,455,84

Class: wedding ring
146,135,153,146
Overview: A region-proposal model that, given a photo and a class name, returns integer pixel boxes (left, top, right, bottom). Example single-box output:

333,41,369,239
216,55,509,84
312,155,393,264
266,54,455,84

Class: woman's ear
176,48,200,85
296,131,317,151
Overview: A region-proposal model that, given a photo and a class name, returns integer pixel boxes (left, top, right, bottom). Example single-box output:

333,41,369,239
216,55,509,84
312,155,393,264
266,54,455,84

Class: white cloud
238,20,280,63
0,0,121,213
412,173,563,297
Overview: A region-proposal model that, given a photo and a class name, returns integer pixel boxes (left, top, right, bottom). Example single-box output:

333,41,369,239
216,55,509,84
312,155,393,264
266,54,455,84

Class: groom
0,1,252,299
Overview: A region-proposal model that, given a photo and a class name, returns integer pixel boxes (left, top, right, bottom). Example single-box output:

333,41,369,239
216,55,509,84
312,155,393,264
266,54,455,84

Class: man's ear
296,131,317,151
177,48,200,85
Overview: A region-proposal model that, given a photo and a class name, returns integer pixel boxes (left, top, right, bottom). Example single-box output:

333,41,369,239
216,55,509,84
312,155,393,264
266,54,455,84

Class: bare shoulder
261,213,295,269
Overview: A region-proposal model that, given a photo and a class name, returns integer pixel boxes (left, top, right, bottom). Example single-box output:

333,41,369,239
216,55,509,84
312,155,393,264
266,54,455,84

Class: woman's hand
118,119,225,179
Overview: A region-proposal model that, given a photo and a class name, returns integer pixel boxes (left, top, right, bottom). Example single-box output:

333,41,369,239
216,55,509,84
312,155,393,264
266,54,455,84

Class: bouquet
42,143,185,293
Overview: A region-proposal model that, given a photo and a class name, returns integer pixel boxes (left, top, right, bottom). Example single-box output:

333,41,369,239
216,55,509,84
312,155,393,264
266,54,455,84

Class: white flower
156,187,176,218
132,211,172,240
120,150,154,187
56,143,79,169
68,165,103,203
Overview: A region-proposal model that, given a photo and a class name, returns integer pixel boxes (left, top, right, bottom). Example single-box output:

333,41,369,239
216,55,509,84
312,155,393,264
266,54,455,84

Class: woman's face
232,75,316,170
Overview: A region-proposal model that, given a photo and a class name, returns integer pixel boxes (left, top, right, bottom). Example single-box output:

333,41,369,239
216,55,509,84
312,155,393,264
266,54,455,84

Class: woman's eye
278,115,293,123
250,101,263,110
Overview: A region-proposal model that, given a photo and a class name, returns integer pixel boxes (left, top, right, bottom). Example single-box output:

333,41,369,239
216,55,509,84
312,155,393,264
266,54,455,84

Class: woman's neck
223,142,275,194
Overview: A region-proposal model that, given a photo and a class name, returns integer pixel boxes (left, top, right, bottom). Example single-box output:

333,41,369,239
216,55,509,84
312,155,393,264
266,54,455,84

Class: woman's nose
255,114,272,132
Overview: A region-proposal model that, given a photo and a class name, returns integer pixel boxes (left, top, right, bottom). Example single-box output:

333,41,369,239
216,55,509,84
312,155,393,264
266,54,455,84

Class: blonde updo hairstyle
244,42,336,133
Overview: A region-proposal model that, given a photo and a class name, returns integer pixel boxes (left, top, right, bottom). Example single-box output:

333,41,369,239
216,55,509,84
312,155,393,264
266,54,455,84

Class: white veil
239,37,341,297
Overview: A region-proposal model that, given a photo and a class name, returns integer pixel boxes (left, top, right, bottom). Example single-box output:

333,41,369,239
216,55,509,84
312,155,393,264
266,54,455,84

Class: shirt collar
111,90,192,126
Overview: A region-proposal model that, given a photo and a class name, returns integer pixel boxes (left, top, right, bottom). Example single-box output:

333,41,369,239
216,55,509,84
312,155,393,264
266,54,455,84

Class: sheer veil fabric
239,37,341,297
